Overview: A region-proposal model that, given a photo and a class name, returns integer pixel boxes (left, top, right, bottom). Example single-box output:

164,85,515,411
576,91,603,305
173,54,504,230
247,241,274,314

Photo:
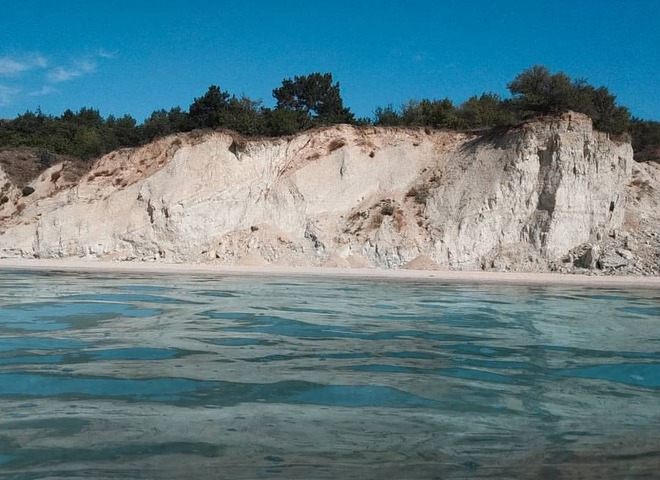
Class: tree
401,99,457,128
220,95,265,136
141,109,173,141
166,107,195,133
141,107,194,141
506,65,631,134
588,87,630,134
189,85,231,128
629,118,660,162
457,93,512,129
72,107,105,128
374,105,402,126
272,72,354,127
189,85,266,135
262,108,308,136
108,114,141,147
508,65,575,116
12,109,48,136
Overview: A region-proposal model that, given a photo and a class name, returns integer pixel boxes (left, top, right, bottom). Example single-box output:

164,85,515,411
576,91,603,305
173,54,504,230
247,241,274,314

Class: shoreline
1,258,659,289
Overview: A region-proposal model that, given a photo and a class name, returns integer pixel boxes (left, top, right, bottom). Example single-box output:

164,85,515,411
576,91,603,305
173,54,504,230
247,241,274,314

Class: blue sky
1,0,658,121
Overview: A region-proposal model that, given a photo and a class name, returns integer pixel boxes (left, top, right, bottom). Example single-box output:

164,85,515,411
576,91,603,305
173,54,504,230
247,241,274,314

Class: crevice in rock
536,145,557,216
146,200,155,224
228,140,239,158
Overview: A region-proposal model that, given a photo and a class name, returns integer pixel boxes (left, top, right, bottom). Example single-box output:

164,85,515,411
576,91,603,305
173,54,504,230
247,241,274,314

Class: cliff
0,112,656,274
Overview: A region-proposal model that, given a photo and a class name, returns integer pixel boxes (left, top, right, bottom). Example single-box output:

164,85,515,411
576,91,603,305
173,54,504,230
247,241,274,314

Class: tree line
0,66,657,163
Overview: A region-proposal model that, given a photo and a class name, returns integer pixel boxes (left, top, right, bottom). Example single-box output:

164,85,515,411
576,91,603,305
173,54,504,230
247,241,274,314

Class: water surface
0,270,658,478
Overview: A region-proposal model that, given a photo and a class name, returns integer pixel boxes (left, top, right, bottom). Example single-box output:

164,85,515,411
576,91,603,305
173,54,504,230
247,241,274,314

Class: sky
0,0,658,122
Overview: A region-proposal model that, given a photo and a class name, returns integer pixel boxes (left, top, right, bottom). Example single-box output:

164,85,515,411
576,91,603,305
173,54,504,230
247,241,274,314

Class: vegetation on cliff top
0,66,658,164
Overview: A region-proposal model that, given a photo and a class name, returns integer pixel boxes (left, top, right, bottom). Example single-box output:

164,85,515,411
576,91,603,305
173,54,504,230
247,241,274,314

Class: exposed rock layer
1,113,656,274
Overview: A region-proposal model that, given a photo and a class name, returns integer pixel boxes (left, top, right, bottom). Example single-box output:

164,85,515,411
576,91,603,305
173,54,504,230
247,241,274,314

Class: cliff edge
0,112,657,274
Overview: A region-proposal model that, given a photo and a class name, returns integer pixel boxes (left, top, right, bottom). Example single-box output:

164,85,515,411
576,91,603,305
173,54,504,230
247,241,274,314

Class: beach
1,258,659,289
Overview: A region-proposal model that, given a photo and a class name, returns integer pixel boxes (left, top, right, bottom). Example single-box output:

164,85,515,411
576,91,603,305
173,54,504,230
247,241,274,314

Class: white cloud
29,85,59,96
0,84,20,106
30,53,48,69
0,50,111,107
0,57,29,76
98,48,118,59
47,60,96,83
0,53,48,76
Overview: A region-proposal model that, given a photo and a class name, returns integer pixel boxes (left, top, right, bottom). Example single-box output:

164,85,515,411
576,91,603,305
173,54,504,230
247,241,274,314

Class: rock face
0,112,649,273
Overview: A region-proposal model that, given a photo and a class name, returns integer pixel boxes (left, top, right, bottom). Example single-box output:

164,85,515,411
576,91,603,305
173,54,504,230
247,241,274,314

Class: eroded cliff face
0,113,647,272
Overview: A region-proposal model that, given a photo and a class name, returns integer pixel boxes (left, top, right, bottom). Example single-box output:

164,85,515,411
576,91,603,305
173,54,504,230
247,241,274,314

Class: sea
0,269,658,479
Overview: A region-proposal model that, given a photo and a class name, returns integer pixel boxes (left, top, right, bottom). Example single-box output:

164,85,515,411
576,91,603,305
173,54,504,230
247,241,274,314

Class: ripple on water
195,290,240,298
206,338,279,347
0,372,439,409
1,441,222,470
66,293,200,305
285,383,439,408
539,344,660,361
90,348,178,361
0,301,162,331
555,363,660,389
119,285,172,292
0,337,87,352
617,305,660,317
0,355,63,365
0,271,658,478
199,310,490,343
0,373,211,403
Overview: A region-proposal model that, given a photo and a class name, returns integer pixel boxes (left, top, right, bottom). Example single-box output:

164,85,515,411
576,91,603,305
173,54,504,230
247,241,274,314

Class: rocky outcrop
552,159,660,275
0,112,651,273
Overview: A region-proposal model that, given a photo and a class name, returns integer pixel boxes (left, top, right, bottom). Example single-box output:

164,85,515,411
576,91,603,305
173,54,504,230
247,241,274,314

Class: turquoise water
0,270,658,479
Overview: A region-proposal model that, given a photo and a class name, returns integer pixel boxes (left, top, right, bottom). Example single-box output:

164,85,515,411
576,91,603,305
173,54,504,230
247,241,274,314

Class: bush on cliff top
0,66,657,163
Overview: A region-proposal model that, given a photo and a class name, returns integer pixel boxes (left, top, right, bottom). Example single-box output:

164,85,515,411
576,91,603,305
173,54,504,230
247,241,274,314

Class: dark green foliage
0,66,657,165
141,107,194,141
372,66,637,139
262,108,307,136
273,72,354,127
507,65,631,134
106,114,141,149
508,65,576,116
166,107,195,133
374,99,458,129
189,86,267,136
142,109,176,141
373,105,402,126
353,117,373,127
457,93,513,129
582,86,630,135
189,85,231,128
0,108,107,159
629,119,660,162
221,96,266,136
401,99,457,128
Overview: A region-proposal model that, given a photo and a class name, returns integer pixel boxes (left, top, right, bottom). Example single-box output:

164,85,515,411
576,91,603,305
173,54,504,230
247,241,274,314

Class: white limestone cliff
0,113,641,272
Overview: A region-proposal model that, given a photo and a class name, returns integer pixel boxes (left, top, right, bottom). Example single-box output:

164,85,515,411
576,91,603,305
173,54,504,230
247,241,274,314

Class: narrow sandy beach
1,258,659,289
